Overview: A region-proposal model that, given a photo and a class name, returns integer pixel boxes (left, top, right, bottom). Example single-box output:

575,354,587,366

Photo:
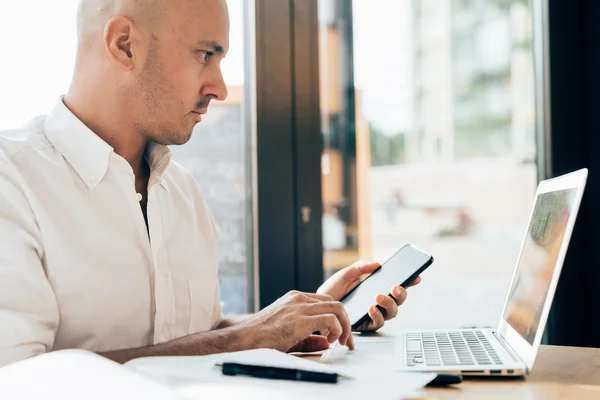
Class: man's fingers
348,332,355,349
391,286,408,306
309,314,344,345
351,260,381,276
405,276,422,288
368,305,385,330
288,291,334,304
290,291,343,339
318,329,331,338
375,294,398,320
284,290,355,350
307,302,353,349
319,328,353,349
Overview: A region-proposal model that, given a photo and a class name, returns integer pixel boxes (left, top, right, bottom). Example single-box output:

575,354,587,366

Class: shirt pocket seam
187,278,214,333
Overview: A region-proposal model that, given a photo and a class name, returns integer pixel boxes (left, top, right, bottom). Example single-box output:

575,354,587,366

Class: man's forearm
216,314,252,329
101,322,260,364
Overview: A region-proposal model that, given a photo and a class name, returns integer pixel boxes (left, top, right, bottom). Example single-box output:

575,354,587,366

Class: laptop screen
502,188,578,345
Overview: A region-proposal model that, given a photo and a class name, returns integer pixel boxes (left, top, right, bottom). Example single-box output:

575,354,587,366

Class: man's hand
237,290,355,353
317,260,421,332
103,264,417,363
102,290,353,363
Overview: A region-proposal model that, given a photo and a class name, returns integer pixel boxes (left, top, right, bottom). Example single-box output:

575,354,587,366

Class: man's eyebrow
194,40,225,54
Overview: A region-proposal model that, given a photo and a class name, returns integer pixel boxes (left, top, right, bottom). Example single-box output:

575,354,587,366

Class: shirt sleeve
0,153,59,367
210,283,224,330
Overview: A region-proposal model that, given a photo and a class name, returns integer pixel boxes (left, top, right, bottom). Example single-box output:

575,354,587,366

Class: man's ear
103,16,136,71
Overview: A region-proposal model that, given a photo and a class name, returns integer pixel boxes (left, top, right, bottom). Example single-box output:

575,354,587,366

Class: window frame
254,0,324,309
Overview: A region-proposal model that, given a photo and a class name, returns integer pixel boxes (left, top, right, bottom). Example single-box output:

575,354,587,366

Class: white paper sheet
125,348,435,400
0,350,178,400
320,336,406,378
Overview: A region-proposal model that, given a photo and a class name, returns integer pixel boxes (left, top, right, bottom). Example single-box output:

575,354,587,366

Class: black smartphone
340,244,434,330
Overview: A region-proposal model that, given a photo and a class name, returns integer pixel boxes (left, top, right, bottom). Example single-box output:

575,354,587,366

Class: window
0,0,255,314
0,0,79,129
319,0,538,329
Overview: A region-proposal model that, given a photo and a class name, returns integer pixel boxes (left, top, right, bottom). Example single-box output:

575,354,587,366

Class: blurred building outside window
319,0,537,329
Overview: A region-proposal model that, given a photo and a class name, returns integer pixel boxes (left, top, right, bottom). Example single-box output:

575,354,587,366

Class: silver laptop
322,169,588,377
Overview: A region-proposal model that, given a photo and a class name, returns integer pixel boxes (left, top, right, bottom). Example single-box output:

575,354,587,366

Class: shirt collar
44,100,114,190
145,141,172,191
44,99,172,191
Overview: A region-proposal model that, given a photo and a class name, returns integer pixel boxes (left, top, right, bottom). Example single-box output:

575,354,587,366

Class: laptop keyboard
405,331,503,367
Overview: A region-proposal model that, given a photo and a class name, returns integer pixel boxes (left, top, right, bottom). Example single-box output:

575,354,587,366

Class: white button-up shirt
0,100,221,367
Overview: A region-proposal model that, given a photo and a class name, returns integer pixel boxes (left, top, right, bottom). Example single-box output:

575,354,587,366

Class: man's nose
203,67,228,102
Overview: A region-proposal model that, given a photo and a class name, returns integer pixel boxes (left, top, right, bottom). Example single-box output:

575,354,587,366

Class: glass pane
0,0,255,314
319,0,537,329
0,0,79,128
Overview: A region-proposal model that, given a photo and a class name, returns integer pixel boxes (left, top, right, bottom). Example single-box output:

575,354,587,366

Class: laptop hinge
493,331,529,374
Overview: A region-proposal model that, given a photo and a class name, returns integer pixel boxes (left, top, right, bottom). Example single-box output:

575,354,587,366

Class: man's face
133,0,230,145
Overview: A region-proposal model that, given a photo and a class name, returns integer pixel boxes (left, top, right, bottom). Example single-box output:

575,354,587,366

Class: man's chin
169,133,193,146
154,129,194,146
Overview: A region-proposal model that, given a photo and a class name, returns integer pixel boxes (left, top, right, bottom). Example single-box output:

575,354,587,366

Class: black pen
221,362,339,384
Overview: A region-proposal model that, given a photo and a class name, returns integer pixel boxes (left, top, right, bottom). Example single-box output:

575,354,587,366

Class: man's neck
63,91,149,179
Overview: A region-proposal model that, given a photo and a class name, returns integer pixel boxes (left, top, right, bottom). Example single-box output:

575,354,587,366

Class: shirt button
135,193,143,202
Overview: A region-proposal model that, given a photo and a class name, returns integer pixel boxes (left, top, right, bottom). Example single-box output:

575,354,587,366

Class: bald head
76,0,166,43
67,0,230,148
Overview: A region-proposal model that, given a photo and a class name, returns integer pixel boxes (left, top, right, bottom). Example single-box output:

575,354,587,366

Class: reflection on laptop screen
503,188,577,345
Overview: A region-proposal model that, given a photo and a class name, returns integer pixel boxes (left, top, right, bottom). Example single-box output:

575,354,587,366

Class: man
0,0,419,367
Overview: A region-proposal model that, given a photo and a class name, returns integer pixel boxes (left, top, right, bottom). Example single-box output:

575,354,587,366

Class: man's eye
199,51,213,62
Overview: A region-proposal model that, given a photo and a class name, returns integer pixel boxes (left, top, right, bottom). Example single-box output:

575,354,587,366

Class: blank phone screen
341,245,433,326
